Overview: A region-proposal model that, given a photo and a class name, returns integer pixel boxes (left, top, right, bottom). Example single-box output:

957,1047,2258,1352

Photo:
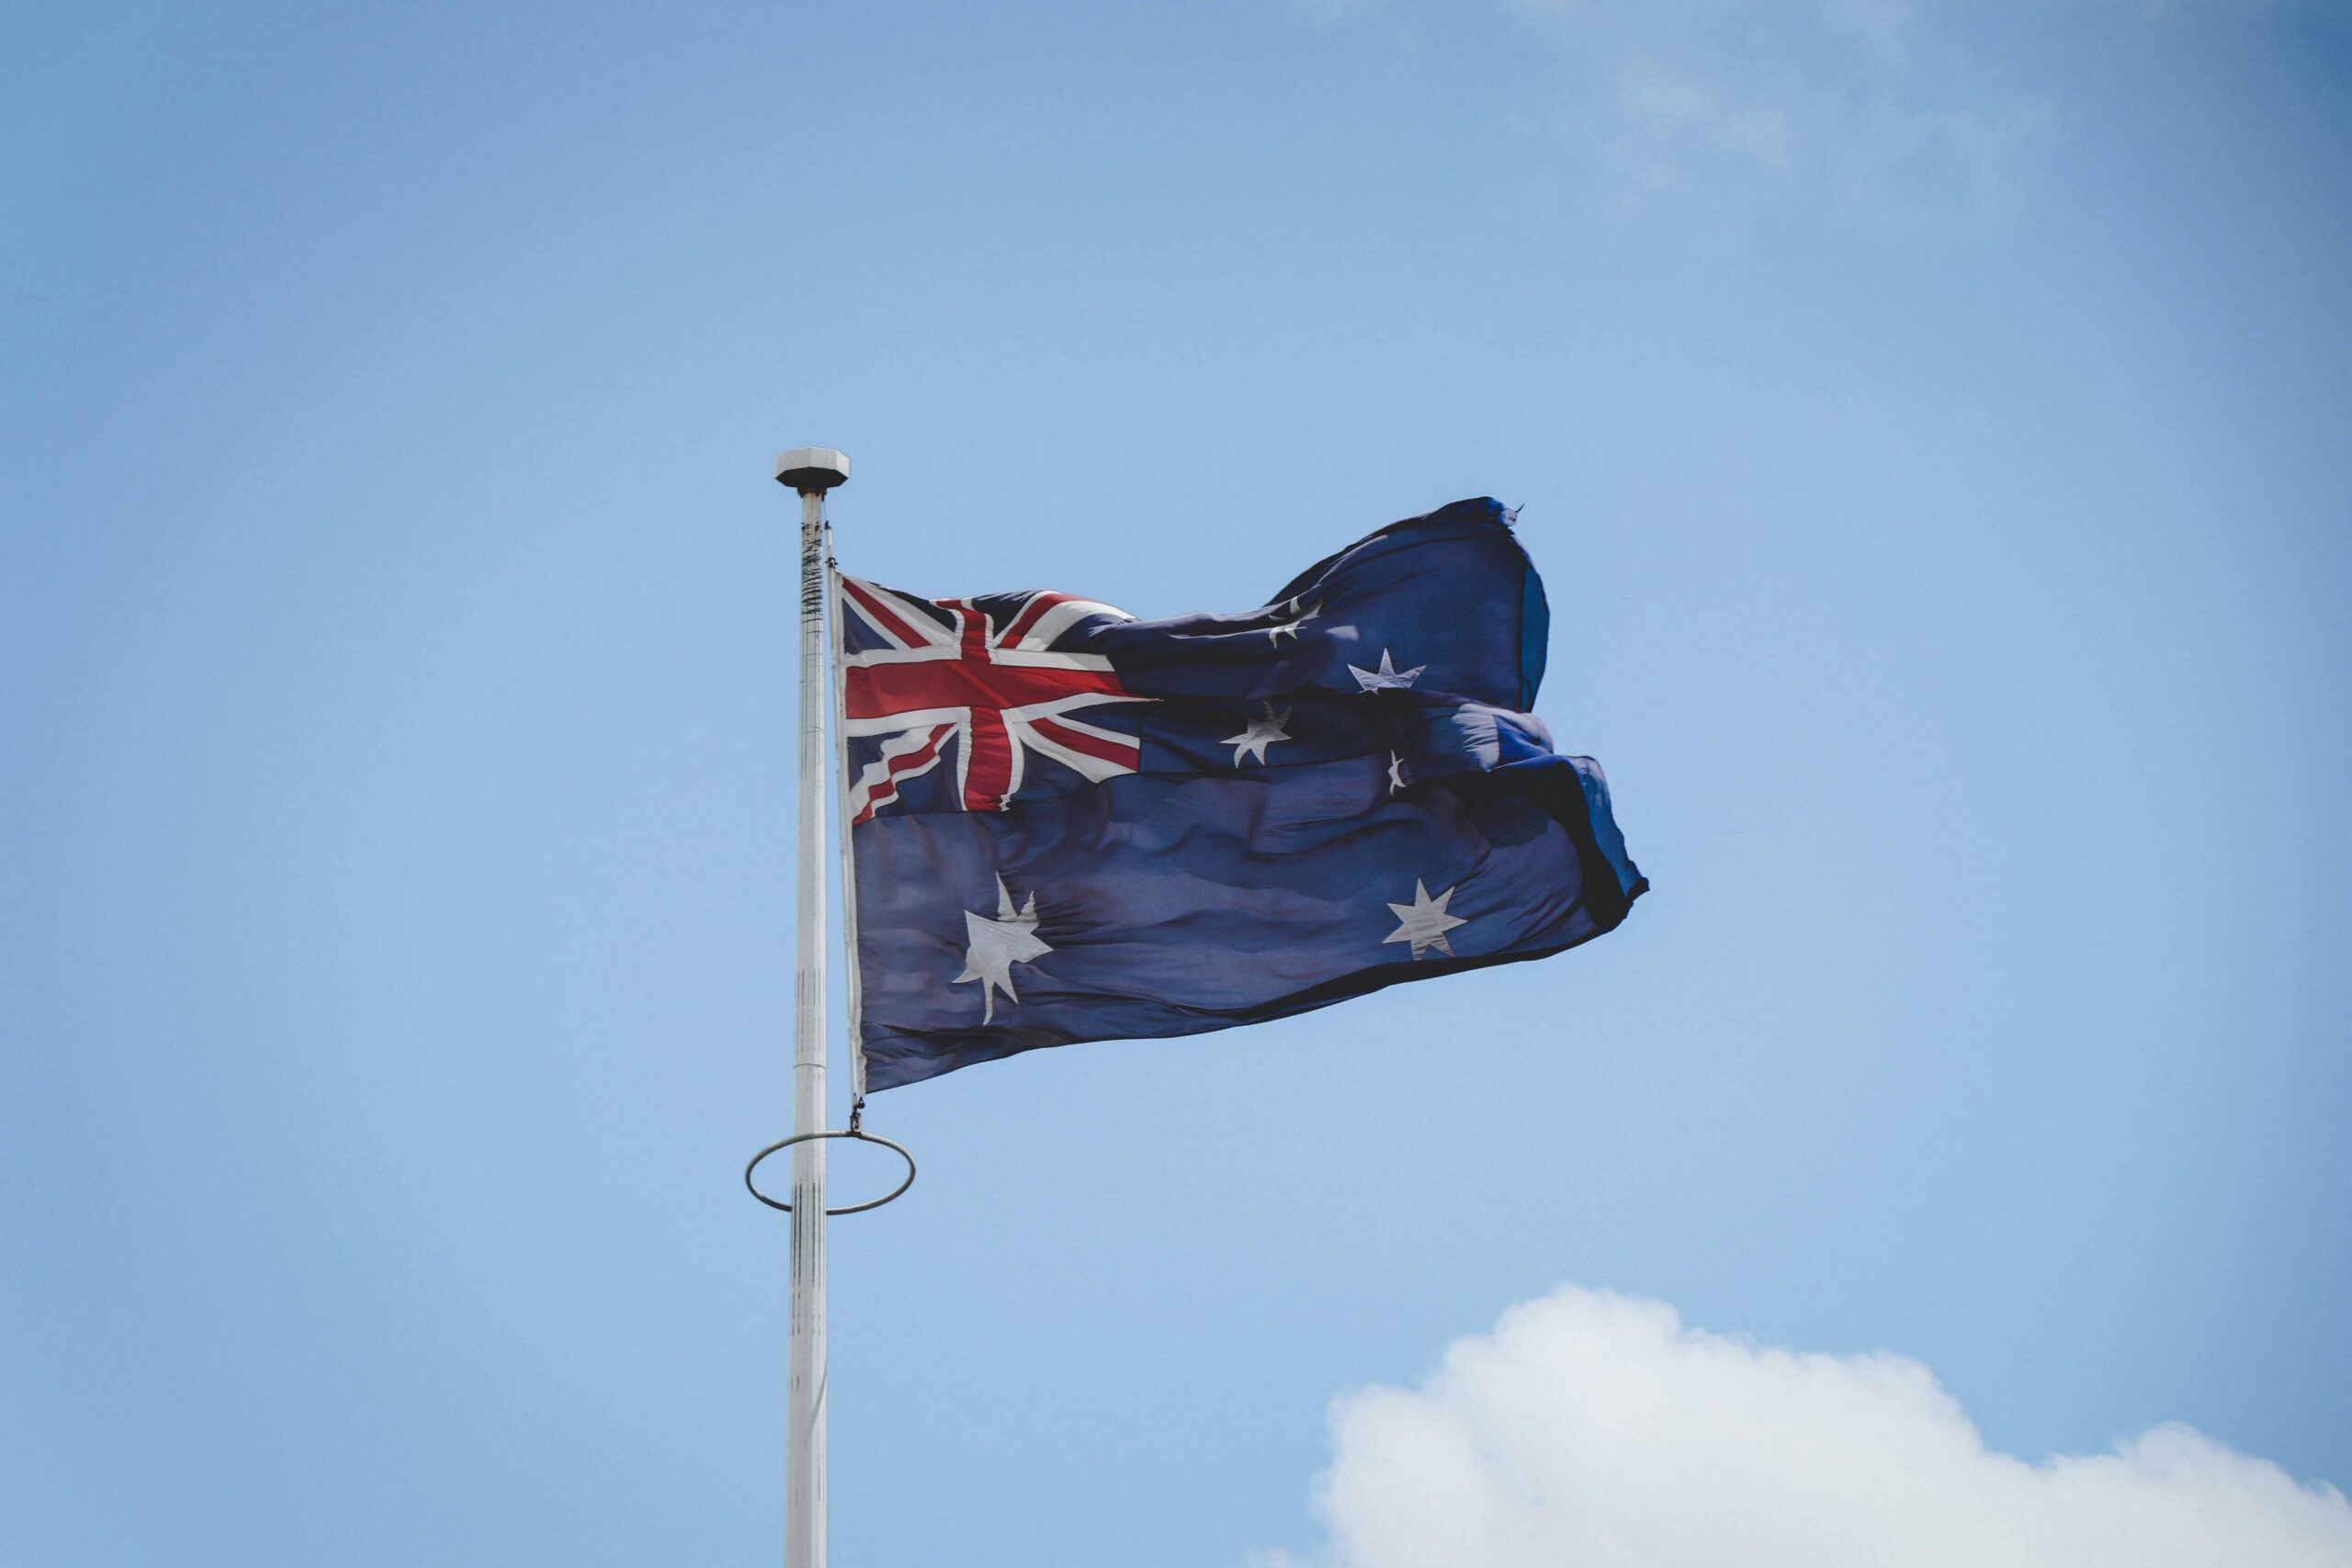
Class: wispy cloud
1495,0,2052,231
1257,1285,2352,1568
1616,67,1793,180
1288,0,1395,22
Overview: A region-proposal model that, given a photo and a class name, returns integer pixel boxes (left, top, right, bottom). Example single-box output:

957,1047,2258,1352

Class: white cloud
1259,1286,2352,1568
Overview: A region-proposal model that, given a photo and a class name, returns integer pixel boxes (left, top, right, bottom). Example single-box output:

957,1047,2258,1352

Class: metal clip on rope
743,1107,916,1216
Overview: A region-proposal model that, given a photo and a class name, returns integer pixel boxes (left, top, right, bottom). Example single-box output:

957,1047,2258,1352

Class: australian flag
838,497,1645,1092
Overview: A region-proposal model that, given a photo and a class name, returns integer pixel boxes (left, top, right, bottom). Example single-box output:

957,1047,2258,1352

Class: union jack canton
838,577,1148,822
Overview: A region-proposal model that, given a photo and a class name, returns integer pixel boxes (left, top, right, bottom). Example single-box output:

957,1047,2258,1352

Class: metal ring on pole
743,1127,917,1216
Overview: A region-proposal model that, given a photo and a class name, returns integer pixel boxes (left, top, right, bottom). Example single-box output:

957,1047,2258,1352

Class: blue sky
5,3,2348,1564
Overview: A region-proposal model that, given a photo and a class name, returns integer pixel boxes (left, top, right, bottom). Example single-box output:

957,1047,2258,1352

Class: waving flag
841,498,1645,1092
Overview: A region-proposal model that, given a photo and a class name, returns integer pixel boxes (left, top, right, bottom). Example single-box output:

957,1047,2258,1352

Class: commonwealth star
955,875,1053,1022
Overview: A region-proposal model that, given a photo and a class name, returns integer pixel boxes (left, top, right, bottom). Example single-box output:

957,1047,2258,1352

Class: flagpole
775,446,849,1568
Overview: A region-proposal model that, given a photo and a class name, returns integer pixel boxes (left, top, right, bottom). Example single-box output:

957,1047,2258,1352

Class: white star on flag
1385,879,1467,960
1349,649,1425,691
956,874,1053,1022
1224,702,1293,765
1265,597,1320,645
1386,750,1408,794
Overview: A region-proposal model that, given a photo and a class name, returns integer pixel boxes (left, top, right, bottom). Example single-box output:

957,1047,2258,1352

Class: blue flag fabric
839,497,1645,1092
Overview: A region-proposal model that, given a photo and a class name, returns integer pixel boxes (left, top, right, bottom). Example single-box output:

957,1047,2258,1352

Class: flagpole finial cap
775,447,850,493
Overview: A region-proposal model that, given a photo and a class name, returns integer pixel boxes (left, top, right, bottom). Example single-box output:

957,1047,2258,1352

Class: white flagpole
775,446,849,1568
